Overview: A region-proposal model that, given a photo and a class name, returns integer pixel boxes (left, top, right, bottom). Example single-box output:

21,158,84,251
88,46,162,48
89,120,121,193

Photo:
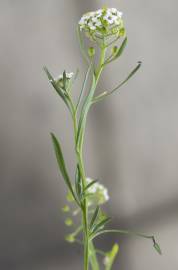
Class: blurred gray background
0,0,178,269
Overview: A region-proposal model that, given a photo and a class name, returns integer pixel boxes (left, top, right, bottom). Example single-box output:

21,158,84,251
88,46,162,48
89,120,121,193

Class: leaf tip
153,242,162,255
152,236,162,255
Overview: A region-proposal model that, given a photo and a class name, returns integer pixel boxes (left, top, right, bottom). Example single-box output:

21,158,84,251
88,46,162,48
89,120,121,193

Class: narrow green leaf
43,66,69,107
90,229,162,255
74,68,79,81
76,62,92,111
81,192,94,201
77,75,96,149
63,70,67,89
92,62,142,104
153,241,162,255
104,243,119,270
75,165,83,200
77,26,90,65
66,191,75,202
43,66,54,82
104,37,127,65
84,179,98,192
114,37,127,59
89,206,100,230
51,133,78,204
91,217,111,235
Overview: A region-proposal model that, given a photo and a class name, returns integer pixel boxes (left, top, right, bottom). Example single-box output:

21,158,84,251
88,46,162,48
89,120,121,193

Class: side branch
92,61,142,104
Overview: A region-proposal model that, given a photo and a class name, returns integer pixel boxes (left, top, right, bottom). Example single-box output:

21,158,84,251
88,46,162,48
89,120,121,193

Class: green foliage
44,7,161,270
105,37,127,65
43,66,69,107
104,243,119,270
89,206,100,230
153,241,162,255
50,133,78,205
84,180,98,192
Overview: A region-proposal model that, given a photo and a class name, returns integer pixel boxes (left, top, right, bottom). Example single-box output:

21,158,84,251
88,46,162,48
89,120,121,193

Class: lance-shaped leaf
90,217,111,237
153,237,162,255
92,61,142,104
63,70,67,89
43,66,70,108
104,37,127,65
77,75,96,149
90,229,162,255
75,164,83,201
104,243,119,270
89,206,100,231
76,62,93,111
77,26,90,66
51,133,78,205
114,37,127,59
84,179,98,192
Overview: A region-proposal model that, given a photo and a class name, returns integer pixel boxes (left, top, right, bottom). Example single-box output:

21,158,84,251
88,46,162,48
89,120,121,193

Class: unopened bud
112,46,118,55
119,27,125,37
88,47,95,57
65,218,73,226
65,234,75,243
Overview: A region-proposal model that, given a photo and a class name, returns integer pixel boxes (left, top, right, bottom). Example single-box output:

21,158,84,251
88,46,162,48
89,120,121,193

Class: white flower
86,178,109,205
95,20,102,27
110,8,117,14
96,9,103,16
91,16,99,23
116,11,123,18
67,72,74,79
103,14,115,25
88,21,96,31
103,256,110,266
57,72,74,80
78,7,124,42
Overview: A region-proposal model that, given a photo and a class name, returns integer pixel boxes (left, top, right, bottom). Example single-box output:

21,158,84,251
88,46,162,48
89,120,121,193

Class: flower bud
119,27,125,37
62,205,70,212
65,218,73,226
65,234,75,243
112,46,118,55
88,47,95,57
54,72,74,90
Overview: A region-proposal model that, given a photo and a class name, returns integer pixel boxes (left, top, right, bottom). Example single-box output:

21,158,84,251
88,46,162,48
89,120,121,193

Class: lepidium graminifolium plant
44,6,161,270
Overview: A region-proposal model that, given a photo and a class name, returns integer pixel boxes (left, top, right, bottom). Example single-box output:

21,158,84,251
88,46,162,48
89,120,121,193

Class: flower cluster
86,177,109,205
57,72,74,80
79,7,125,41
54,71,74,90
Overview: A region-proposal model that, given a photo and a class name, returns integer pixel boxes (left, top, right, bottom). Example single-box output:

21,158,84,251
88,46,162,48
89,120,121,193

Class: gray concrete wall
0,0,177,269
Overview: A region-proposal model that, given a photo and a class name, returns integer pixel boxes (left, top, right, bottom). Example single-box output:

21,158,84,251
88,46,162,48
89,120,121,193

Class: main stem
72,110,89,270
73,44,106,270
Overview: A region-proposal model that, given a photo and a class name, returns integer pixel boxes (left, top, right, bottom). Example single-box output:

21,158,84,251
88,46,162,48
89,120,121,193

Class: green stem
89,242,100,270
71,44,107,270
71,109,89,270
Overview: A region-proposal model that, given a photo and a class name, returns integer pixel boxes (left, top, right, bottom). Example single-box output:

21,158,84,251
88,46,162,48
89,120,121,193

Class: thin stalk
89,242,100,270
71,106,89,270
71,44,107,270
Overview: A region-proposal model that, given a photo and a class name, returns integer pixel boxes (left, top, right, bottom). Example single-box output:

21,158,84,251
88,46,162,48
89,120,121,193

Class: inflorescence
79,7,125,41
